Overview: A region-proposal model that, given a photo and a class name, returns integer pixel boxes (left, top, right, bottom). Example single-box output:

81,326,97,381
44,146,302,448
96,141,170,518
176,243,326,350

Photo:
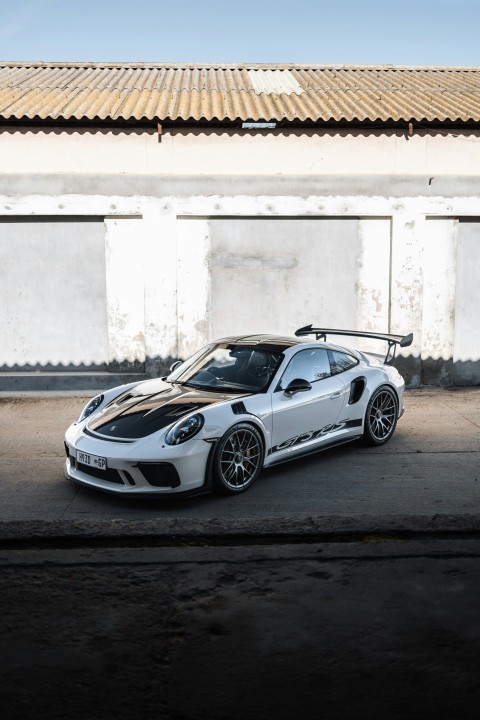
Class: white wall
0,219,108,369
1,127,480,175
1,126,480,385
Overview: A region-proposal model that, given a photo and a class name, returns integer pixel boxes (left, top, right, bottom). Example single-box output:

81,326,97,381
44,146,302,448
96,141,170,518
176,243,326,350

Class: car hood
87,378,245,440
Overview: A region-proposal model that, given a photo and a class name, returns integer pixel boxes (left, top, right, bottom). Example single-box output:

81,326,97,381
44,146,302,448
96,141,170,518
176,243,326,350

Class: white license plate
76,451,107,471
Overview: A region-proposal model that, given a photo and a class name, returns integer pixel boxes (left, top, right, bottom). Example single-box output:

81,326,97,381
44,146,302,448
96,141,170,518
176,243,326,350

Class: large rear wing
295,325,413,364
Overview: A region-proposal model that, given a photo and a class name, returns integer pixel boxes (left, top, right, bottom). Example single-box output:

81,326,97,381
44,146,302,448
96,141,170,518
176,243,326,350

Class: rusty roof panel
2,62,480,123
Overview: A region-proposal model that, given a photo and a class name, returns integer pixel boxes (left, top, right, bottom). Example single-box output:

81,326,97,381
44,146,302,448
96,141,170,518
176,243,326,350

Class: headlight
165,413,204,445
78,394,104,422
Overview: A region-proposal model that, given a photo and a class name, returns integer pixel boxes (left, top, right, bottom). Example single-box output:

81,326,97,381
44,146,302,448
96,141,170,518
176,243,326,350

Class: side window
329,350,358,375
277,349,331,390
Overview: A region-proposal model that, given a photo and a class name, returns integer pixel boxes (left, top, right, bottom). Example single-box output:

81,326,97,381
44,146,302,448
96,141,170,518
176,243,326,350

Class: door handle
330,391,343,399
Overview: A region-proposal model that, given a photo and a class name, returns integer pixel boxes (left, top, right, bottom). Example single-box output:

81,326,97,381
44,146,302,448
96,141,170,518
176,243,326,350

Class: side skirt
265,434,363,469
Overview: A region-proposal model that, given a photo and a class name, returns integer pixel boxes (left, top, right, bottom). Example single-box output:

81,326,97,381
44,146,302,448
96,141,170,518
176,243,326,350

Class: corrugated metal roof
1,62,480,123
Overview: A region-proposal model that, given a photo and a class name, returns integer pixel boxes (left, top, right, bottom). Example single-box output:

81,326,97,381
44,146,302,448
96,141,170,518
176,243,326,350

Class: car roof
215,333,362,358
216,333,302,349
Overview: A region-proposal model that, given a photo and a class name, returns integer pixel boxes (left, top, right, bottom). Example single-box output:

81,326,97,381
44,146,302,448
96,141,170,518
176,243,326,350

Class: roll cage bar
295,325,413,364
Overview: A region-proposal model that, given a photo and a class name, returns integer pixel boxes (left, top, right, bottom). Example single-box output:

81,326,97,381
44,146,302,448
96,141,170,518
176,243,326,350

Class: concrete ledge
2,514,480,543
3,172,480,198
0,372,150,391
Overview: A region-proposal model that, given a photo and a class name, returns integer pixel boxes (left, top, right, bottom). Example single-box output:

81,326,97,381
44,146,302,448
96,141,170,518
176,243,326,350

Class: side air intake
232,401,247,415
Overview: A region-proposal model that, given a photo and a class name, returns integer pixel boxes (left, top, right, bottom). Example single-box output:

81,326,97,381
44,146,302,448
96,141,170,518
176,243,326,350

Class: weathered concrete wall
2,126,480,176
209,218,360,341
0,219,108,370
1,127,480,386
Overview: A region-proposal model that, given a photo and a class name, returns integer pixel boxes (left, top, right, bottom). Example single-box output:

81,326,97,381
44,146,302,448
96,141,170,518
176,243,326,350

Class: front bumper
64,428,213,495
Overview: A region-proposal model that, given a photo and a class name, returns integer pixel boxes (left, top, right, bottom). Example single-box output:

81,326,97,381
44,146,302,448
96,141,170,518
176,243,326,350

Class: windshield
167,343,284,393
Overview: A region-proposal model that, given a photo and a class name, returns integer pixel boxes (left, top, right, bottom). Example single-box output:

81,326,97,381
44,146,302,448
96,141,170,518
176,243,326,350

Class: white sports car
64,326,412,497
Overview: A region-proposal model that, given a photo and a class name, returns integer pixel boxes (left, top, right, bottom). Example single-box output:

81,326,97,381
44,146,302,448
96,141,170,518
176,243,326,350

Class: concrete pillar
421,218,457,385
142,206,178,375
454,220,480,384
104,216,146,372
356,218,391,353
390,212,425,387
176,217,211,360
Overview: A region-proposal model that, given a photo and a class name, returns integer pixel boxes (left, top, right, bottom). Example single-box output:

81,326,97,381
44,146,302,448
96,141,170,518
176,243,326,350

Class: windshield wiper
182,381,242,393
180,381,209,390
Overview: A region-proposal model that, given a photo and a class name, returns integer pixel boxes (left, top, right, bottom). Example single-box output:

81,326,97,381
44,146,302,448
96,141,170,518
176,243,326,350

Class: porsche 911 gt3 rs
64,326,412,496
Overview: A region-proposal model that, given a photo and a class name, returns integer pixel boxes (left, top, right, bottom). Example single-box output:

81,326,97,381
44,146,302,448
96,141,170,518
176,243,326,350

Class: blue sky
0,0,479,66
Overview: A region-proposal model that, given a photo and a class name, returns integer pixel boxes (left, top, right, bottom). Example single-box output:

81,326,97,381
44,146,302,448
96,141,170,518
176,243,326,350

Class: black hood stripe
88,380,246,440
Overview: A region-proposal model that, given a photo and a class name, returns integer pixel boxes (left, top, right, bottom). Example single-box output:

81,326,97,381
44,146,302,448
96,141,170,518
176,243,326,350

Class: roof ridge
1,60,480,72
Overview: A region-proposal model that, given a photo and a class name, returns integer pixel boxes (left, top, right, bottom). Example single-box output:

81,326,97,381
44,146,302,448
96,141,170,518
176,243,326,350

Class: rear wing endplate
295,325,413,364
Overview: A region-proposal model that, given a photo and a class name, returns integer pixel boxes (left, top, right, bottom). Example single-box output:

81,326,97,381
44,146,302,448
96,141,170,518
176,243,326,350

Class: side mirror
169,360,182,373
284,378,312,397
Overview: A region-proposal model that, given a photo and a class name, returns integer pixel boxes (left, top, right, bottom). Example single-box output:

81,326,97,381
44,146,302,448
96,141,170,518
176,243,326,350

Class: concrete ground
1,389,480,719
1,388,480,527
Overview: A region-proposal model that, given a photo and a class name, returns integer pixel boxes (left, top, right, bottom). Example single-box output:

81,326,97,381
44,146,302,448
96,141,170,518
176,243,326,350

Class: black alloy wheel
364,386,398,445
213,423,264,494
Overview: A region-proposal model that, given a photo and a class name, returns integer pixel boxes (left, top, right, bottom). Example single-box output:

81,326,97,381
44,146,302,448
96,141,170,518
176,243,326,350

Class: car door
269,348,348,461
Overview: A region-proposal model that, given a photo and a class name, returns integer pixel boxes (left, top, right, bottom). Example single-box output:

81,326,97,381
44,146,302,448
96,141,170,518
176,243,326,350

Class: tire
213,423,264,495
363,386,398,446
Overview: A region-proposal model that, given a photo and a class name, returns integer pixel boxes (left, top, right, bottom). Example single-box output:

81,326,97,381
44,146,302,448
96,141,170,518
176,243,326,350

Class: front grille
77,462,124,485
137,463,181,488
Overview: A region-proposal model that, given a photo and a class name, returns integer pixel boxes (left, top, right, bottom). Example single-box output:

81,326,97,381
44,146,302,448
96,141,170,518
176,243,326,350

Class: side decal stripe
270,418,362,455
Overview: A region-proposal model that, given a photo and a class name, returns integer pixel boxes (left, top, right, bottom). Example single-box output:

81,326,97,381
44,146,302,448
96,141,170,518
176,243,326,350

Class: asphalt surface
2,389,480,719
1,388,480,531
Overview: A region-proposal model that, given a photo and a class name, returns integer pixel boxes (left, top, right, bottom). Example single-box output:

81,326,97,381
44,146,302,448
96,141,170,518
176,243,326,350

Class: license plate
76,451,107,471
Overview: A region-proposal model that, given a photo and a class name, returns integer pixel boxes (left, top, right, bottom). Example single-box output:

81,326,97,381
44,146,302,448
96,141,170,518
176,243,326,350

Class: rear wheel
213,423,264,495
364,386,398,445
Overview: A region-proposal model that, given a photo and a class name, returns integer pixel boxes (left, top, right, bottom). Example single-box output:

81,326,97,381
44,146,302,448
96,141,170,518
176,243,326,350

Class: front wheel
363,386,398,446
213,423,264,495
